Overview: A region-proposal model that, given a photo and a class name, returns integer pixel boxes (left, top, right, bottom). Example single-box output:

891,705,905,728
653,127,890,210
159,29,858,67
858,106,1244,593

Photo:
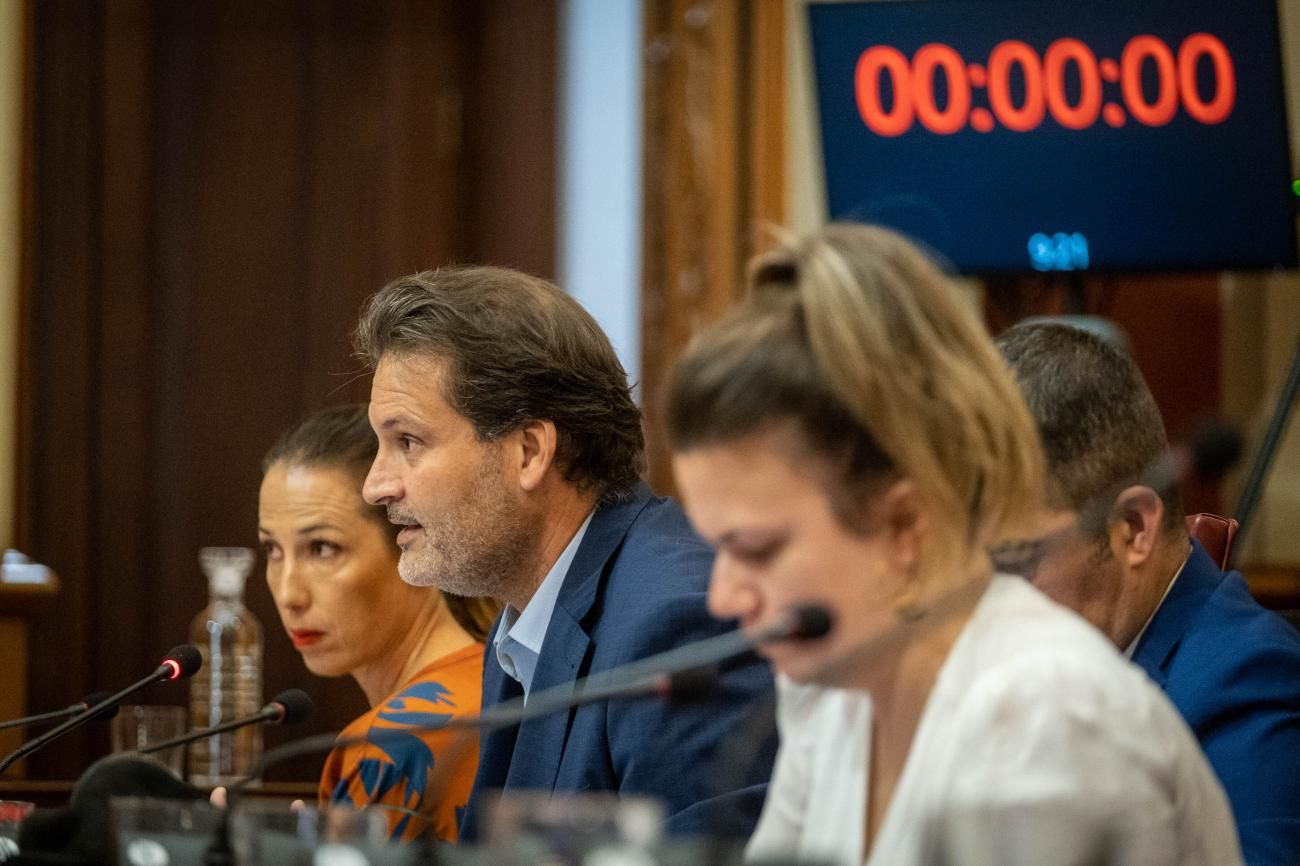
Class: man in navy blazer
999,322,1300,866
354,265,776,844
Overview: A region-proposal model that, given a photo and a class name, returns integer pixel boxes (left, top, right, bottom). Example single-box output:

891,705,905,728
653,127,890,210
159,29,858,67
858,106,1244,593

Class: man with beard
355,265,776,843
997,322,1300,866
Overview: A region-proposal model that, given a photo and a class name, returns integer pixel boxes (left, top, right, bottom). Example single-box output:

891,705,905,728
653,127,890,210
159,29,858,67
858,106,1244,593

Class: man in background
355,265,775,842
998,321,1300,866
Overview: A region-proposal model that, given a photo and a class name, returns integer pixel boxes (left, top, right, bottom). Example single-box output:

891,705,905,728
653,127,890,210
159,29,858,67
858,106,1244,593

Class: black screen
808,0,1299,272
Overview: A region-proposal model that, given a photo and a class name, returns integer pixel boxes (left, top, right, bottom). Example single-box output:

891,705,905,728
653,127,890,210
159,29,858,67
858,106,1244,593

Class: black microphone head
82,690,119,722
267,688,313,725
787,604,833,640
19,754,204,864
161,644,202,680
69,753,202,809
1190,422,1244,480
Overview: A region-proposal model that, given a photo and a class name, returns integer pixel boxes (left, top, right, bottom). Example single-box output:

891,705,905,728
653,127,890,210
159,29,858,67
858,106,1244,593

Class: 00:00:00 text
855,33,1235,136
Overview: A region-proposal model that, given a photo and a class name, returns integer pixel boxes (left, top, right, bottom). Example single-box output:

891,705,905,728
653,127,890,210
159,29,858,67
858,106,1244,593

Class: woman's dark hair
263,403,380,482
262,404,500,641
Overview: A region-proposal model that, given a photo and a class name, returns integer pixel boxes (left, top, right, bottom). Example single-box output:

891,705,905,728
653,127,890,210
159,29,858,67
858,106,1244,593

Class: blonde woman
665,224,1240,865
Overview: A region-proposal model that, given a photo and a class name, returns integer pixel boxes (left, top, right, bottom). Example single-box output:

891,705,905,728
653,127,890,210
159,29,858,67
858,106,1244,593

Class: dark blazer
1131,540,1300,866
458,483,776,842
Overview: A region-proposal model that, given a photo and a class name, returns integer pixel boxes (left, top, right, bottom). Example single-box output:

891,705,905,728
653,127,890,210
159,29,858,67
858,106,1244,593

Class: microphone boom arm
0,705,87,732
230,607,821,796
0,669,164,776
202,613,821,865
139,706,276,756
0,647,200,777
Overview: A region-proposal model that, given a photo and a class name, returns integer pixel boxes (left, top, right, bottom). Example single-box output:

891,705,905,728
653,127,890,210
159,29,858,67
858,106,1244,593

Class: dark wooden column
640,0,786,493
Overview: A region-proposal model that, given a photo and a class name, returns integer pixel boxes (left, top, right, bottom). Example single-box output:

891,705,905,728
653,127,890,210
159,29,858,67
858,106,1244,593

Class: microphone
1156,420,1245,494
473,602,829,731
237,604,828,783
17,753,205,865
248,601,809,803
14,690,308,866
199,606,831,865
1187,422,1244,481
227,659,763,800
139,688,313,755
0,691,119,732
0,644,202,777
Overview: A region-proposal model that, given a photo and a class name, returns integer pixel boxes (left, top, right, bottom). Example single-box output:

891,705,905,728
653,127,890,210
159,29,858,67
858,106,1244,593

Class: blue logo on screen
1028,232,1090,271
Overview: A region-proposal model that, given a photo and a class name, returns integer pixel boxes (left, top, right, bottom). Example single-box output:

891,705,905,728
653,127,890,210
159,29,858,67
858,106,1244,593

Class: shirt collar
1124,547,1192,659
493,510,595,697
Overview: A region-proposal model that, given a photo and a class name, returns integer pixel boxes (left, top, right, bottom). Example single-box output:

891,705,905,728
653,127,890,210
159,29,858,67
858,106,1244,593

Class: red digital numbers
1121,35,1179,126
912,44,969,134
1179,33,1235,124
853,33,1236,136
1044,39,1101,130
987,40,1045,132
854,46,914,137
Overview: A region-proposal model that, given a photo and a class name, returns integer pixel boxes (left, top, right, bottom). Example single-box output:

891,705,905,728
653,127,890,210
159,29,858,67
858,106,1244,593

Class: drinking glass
484,791,664,866
110,797,222,866
111,705,188,777
228,799,392,866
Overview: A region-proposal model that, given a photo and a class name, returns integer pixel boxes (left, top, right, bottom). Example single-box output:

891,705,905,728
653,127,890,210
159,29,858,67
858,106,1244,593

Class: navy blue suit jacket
458,483,776,842
1131,541,1300,866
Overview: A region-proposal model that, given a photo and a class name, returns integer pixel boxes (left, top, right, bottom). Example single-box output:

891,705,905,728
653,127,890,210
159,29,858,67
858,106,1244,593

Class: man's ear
513,419,560,493
1107,485,1165,567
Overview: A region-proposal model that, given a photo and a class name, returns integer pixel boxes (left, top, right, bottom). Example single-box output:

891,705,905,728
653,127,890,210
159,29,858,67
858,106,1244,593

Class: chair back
1184,513,1239,570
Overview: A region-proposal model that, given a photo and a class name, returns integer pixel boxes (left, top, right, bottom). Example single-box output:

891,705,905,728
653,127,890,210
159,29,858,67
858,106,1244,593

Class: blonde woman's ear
877,479,928,572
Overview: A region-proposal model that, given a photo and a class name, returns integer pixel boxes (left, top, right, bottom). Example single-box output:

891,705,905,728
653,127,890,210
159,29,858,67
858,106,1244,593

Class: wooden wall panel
641,0,785,493
22,0,100,778
0,618,29,770
462,0,559,278
21,0,557,781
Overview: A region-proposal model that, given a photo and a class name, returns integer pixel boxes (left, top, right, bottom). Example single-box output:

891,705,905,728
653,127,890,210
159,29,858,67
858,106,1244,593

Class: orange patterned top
318,643,484,843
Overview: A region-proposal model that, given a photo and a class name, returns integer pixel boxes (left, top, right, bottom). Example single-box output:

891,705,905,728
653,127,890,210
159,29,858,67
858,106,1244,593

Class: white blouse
746,575,1241,866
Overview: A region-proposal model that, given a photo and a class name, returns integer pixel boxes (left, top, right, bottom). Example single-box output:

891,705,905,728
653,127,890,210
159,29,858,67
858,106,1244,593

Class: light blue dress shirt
492,511,594,700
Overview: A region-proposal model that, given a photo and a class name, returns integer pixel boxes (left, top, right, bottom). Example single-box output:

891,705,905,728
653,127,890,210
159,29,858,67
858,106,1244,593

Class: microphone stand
203,669,721,865
0,660,192,777
205,611,826,865
1232,333,1300,561
0,699,109,732
234,607,810,790
0,707,82,731
139,706,280,756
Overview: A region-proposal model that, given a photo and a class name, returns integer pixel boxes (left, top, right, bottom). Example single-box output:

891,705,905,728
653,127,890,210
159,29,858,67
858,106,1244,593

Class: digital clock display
808,0,1298,272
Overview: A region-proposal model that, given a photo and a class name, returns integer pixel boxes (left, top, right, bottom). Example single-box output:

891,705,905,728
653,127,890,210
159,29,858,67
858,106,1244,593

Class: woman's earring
894,586,927,624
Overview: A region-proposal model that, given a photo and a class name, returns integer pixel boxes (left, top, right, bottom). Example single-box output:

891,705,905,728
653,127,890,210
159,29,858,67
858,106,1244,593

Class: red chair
1184,515,1300,632
1185,513,1239,570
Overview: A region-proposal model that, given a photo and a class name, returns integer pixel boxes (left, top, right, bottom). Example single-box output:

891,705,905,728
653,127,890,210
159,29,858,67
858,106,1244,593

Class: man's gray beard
397,534,530,600
395,461,538,602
